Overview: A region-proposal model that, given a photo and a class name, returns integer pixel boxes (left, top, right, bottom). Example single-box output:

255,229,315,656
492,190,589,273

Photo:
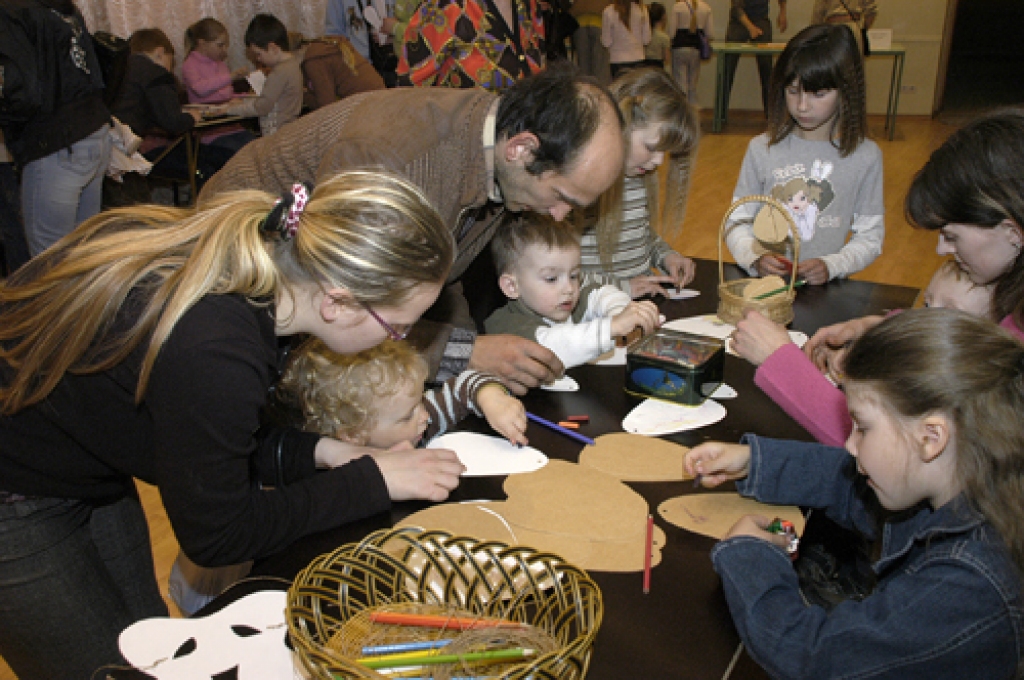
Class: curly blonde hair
277,338,427,442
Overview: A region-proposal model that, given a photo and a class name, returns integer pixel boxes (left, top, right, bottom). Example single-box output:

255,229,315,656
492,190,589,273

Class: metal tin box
625,329,725,406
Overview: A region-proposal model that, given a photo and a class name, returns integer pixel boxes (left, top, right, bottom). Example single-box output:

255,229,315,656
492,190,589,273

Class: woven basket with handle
718,195,801,325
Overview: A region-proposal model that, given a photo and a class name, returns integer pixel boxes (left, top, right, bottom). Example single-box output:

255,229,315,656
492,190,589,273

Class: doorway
937,0,1024,122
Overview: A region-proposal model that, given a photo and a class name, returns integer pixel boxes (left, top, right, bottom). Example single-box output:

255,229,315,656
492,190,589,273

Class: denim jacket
710,435,1024,679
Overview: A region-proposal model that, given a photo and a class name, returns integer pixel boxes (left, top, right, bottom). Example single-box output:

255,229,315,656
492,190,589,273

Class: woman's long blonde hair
0,171,453,414
591,67,700,269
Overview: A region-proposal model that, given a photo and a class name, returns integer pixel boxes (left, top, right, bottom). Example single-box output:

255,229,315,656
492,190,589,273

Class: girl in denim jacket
685,308,1024,679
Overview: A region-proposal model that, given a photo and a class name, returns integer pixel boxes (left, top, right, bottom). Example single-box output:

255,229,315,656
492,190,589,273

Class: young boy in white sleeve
485,217,661,369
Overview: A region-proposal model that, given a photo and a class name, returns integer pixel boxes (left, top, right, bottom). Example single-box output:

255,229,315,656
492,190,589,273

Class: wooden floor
0,112,957,679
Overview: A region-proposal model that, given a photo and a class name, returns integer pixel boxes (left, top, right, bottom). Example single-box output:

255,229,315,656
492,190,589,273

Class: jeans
21,125,111,257
0,492,168,679
722,16,773,114
0,162,30,275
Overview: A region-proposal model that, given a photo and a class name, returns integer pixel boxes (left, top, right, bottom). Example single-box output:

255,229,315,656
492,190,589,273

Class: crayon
527,412,596,447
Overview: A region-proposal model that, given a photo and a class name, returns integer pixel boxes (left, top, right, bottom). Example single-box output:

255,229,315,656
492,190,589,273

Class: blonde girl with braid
0,171,464,679
686,308,1024,678
579,67,700,299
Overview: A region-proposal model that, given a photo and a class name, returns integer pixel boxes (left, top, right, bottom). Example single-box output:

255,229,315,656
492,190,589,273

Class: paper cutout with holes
119,590,297,680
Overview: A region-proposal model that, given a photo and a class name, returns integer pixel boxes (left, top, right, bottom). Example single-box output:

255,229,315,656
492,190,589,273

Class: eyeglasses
363,303,409,341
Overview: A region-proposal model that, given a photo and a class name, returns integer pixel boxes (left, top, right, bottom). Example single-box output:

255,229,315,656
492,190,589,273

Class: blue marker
526,412,596,447
360,639,453,656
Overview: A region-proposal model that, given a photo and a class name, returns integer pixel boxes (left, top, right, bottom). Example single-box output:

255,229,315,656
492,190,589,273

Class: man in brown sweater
200,66,624,394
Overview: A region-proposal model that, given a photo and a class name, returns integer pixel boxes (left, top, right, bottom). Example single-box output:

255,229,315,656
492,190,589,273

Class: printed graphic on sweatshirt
770,160,838,243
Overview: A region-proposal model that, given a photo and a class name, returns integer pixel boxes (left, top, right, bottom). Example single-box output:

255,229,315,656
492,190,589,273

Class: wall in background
687,0,949,116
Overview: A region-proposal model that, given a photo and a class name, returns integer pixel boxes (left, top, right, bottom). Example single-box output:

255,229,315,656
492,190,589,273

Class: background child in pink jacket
181,18,256,152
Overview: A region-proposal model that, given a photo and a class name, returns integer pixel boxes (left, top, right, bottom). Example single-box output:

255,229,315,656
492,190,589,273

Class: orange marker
368,611,527,630
557,421,580,429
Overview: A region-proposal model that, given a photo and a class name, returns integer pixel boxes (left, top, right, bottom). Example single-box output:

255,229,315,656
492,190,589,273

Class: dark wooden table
245,259,919,680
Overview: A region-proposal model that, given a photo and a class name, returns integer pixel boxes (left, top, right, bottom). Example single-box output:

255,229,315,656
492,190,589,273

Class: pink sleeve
753,343,852,448
1000,314,1024,343
181,55,234,102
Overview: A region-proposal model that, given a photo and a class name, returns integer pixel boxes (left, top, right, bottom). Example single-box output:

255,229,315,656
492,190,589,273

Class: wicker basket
287,527,604,680
717,195,801,325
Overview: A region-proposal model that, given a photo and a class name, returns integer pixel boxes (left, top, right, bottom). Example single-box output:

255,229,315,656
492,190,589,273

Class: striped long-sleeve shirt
580,176,677,296
422,370,504,442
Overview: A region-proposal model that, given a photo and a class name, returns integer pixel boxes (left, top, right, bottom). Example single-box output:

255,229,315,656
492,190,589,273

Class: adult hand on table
732,310,794,366
804,314,886,372
468,334,564,396
724,514,791,550
372,442,465,502
684,442,751,487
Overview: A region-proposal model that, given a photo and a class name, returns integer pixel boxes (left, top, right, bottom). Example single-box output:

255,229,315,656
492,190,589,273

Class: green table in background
711,41,907,141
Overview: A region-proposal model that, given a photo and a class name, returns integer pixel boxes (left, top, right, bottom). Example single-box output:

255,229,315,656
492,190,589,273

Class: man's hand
469,334,563,396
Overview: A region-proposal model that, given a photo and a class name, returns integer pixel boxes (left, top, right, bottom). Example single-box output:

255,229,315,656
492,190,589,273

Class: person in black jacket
0,171,464,678
1,0,111,257
111,28,234,193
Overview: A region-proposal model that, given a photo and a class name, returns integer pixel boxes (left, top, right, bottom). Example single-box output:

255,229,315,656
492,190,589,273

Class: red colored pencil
643,514,654,594
566,415,590,423
368,611,527,630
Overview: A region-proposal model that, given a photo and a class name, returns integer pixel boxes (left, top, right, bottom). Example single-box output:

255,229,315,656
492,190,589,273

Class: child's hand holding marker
722,514,793,553
684,441,751,488
754,254,794,278
477,383,528,446
796,257,829,285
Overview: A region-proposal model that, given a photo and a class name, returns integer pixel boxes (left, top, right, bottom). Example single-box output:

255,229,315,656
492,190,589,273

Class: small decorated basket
286,527,604,680
717,195,801,325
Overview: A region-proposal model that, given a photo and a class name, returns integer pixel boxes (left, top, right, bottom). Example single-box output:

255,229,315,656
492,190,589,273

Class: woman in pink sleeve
734,108,1024,446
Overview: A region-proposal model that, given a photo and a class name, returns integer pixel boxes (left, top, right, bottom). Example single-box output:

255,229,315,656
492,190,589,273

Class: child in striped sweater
276,338,526,448
579,67,700,299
